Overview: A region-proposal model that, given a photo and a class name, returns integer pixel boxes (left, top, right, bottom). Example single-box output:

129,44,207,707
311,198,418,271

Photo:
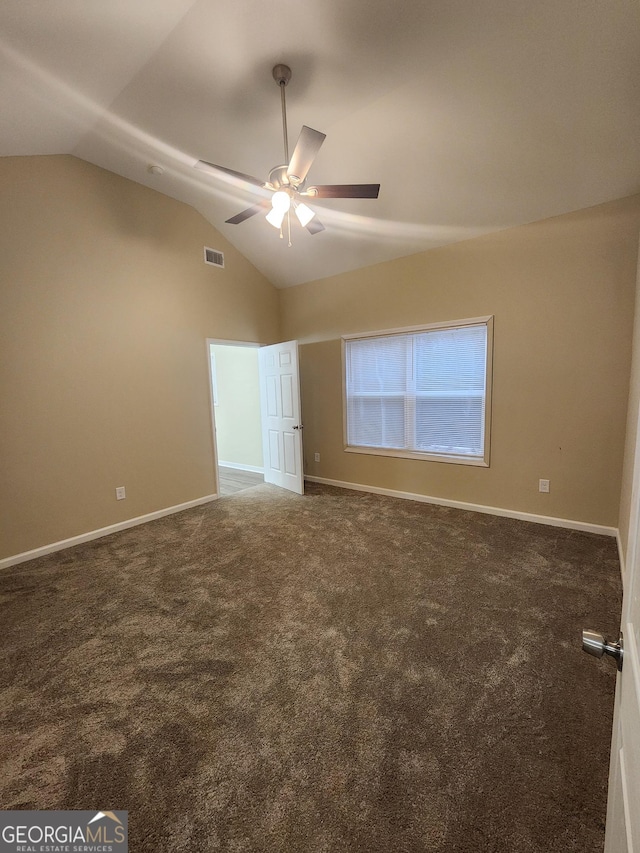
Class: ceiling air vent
204,247,224,268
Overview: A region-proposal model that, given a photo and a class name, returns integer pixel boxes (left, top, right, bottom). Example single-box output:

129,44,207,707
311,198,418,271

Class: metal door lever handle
293,424,303,430
582,629,624,671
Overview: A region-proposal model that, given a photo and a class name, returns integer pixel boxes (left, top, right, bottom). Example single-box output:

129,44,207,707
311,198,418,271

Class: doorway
208,340,264,497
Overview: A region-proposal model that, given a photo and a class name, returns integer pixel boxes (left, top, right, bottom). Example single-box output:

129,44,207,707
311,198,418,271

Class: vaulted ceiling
2,0,639,288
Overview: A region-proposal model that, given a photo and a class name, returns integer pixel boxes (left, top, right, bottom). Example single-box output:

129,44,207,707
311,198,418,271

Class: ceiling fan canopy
195,64,380,239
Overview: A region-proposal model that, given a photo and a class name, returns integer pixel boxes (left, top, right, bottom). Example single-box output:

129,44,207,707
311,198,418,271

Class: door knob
582,629,624,671
293,424,303,430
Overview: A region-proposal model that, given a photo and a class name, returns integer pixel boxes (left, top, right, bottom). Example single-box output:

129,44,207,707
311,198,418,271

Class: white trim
341,315,494,341
623,618,640,726
619,748,634,853
619,620,640,853
206,338,265,497
0,494,218,571
1,476,619,571
305,475,617,537
344,445,489,467
218,461,264,474
207,338,261,348
617,529,626,582
209,350,219,406
206,339,221,488
342,316,493,468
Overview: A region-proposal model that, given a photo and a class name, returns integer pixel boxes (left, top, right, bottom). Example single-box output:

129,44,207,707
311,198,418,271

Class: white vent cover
204,247,224,268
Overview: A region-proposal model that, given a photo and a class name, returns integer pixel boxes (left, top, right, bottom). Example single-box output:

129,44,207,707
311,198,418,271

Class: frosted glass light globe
295,202,315,227
266,208,286,229
271,191,291,212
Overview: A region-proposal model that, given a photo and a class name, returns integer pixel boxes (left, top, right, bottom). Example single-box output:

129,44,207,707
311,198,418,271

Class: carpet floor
0,483,622,852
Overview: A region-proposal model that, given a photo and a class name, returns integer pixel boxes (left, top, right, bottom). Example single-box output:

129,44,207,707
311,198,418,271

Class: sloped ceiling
1,0,639,288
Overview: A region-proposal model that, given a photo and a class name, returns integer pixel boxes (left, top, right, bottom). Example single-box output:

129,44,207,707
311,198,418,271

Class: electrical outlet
539,479,550,493
314,452,320,462
115,486,126,500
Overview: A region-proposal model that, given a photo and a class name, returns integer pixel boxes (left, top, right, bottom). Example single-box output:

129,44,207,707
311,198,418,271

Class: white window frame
342,316,493,467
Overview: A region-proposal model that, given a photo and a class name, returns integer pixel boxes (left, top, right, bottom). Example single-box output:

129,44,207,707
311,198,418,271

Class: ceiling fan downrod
272,64,292,166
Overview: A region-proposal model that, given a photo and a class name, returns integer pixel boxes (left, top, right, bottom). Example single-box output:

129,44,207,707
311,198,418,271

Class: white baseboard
218,461,264,474
2,477,619,572
305,475,618,538
0,494,219,571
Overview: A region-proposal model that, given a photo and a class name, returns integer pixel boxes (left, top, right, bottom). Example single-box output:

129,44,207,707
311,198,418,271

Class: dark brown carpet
0,483,621,852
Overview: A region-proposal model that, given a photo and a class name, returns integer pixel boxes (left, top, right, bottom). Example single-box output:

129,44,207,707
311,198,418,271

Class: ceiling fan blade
225,200,271,225
287,126,326,184
305,184,380,199
305,215,325,235
195,160,267,189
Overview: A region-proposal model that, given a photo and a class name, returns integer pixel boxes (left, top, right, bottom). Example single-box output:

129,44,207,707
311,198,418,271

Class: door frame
603,236,640,853
604,406,640,853
206,338,262,496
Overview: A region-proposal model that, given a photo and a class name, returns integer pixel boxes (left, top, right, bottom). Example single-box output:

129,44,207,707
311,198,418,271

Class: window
343,317,493,466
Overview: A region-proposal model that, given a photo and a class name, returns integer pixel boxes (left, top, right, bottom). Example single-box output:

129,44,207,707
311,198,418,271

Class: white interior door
258,340,304,495
604,435,640,852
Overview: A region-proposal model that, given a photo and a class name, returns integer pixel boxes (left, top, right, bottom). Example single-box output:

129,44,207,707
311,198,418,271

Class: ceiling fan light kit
265,206,286,230
271,190,291,213
294,202,315,228
195,64,380,244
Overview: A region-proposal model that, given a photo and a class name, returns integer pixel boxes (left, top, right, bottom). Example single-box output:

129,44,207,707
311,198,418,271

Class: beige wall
0,155,279,560
2,155,638,560
281,196,640,527
210,344,263,470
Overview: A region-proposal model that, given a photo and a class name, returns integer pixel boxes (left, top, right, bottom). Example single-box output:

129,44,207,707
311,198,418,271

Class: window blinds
345,322,488,459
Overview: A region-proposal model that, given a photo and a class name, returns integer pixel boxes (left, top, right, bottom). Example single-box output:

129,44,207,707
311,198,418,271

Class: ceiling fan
194,64,380,241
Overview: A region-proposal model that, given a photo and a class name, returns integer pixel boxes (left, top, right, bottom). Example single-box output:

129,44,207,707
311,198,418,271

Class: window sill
344,444,490,467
